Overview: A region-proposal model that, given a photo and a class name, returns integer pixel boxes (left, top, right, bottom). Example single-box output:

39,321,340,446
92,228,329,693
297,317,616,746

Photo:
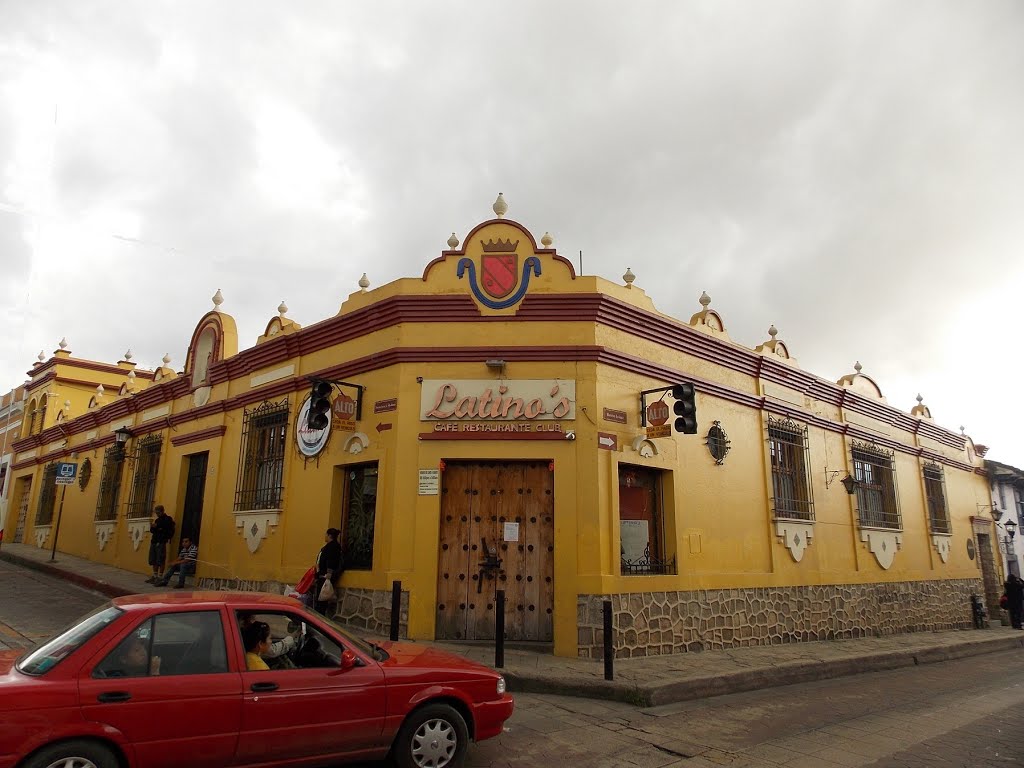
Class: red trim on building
171,425,228,447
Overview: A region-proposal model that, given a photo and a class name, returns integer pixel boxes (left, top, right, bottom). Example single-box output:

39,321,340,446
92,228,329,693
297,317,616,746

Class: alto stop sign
647,400,670,426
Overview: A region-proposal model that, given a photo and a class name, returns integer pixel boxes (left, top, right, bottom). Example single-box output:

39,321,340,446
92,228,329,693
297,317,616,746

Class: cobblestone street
2,557,1023,767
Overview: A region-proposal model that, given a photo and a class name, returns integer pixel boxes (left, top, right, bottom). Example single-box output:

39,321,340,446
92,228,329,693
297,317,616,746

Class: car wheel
393,703,470,768
24,739,118,768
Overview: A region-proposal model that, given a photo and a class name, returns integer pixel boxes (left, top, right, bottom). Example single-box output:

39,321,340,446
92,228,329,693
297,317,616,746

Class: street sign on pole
55,462,78,485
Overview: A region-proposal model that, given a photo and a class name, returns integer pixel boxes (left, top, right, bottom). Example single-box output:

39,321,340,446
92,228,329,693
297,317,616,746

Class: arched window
36,396,47,434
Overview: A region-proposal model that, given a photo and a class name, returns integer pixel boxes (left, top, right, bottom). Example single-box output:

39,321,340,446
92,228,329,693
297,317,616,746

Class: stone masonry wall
577,579,984,659
196,579,409,639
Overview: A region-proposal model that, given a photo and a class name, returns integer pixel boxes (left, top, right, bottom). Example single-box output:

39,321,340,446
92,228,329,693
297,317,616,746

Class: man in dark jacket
1005,574,1024,629
146,506,176,583
314,528,343,614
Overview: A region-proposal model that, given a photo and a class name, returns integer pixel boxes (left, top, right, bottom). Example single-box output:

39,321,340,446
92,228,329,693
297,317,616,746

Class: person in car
242,621,272,670
238,612,298,660
117,636,161,676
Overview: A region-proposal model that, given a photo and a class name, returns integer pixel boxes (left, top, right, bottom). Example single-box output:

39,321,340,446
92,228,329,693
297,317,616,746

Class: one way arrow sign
597,432,618,451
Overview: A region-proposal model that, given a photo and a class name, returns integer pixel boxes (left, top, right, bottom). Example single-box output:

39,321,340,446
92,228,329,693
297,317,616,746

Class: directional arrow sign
376,422,393,433
597,432,618,451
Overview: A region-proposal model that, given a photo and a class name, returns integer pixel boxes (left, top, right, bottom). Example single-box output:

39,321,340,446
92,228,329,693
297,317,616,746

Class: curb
505,634,1024,707
0,549,133,600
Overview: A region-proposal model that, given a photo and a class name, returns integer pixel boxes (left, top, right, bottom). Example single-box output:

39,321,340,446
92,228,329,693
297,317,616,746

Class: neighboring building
986,459,1024,577
0,385,27,539
6,196,997,658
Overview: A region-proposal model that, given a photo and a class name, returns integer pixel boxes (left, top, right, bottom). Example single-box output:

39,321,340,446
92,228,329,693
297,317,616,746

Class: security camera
565,430,576,441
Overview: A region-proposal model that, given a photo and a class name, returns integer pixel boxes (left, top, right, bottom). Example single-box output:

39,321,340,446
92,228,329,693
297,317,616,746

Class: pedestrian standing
313,527,343,615
146,506,175,583
1005,574,1024,629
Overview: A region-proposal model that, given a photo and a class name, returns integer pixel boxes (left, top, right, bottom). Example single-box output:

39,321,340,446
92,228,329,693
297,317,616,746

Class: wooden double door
436,461,554,642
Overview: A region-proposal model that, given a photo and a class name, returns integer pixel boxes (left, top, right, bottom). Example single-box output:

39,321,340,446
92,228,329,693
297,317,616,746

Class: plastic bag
296,567,316,594
318,579,336,602
1000,593,1009,610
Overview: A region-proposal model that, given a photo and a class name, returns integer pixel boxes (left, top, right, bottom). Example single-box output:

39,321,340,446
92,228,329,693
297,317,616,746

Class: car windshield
303,605,386,660
17,605,123,676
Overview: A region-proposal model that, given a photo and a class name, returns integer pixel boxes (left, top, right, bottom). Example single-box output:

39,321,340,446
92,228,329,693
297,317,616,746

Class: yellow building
6,197,998,658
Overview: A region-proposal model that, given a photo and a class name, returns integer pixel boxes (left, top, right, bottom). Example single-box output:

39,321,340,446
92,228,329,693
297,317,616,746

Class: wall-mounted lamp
1005,519,1017,540
840,474,859,495
113,426,133,457
977,503,1002,520
485,359,506,371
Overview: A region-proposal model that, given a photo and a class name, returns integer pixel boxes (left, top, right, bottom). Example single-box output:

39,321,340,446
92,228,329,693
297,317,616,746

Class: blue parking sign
55,462,78,485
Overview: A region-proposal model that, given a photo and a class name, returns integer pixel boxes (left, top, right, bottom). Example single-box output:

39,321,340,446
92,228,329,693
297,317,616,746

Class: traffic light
672,382,697,434
308,381,333,430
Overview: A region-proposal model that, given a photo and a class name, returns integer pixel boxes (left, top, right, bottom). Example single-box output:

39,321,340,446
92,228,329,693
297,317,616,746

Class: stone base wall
329,587,410,639
577,579,984,659
195,580,409,639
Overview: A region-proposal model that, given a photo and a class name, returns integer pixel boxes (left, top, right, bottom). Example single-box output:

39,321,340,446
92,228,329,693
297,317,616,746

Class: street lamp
113,426,133,457
1005,519,1017,540
840,474,859,495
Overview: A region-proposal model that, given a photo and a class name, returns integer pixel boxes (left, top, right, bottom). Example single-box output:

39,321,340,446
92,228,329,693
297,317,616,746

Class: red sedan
0,592,513,768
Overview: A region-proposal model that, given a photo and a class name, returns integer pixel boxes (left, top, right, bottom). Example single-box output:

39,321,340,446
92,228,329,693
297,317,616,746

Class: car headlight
496,676,506,695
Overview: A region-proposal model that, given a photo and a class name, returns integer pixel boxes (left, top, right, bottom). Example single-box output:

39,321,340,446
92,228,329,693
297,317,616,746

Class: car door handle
250,682,279,692
97,691,132,703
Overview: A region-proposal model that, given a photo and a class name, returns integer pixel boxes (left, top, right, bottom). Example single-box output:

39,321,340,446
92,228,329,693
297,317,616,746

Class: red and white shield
481,254,518,299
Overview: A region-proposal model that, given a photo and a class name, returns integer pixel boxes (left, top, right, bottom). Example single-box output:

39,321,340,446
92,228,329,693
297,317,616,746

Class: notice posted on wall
418,469,440,495
503,522,520,542
620,520,649,563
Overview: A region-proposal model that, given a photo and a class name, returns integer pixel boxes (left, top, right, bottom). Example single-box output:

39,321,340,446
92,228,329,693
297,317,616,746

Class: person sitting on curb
155,537,198,588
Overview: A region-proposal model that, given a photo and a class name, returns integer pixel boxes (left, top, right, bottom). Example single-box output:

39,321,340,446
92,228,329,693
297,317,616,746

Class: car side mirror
340,649,357,671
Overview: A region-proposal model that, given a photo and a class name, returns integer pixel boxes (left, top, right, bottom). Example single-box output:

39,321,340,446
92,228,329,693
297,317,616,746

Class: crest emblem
482,254,518,299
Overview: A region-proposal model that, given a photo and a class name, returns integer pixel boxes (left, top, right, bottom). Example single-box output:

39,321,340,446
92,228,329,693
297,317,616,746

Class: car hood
377,641,499,678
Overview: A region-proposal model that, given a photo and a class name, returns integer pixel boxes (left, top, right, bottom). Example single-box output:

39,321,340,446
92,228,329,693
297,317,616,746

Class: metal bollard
495,589,505,669
390,580,402,641
603,599,614,681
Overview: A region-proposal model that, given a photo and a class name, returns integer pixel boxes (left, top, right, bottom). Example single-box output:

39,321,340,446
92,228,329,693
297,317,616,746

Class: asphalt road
3,558,1023,767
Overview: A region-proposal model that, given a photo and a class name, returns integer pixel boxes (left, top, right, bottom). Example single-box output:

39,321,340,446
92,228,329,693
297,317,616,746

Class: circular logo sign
647,400,670,426
966,539,976,561
296,396,331,457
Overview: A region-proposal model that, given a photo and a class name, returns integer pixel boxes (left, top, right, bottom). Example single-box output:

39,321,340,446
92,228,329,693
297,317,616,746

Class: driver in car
239,612,300,665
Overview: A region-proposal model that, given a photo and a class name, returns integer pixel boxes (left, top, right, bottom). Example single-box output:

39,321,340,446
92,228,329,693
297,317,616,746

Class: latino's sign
420,380,576,421
296,397,331,457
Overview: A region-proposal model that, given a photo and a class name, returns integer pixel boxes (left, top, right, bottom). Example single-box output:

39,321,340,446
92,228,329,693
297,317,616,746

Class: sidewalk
3,541,1022,707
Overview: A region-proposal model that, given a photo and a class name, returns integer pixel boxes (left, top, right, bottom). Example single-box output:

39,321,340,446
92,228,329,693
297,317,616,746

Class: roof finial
916,393,923,405
492,192,508,219
358,273,370,291
37,350,45,363
699,291,711,309
960,425,966,436
623,267,635,287
447,232,460,249
162,353,171,366
854,361,863,374
768,324,778,339
58,337,68,350
212,288,224,309
96,384,104,396
124,348,133,362
278,301,288,317
541,232,553,247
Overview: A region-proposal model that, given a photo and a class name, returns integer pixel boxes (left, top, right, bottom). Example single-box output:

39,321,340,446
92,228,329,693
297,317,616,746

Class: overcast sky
2,1,1022,464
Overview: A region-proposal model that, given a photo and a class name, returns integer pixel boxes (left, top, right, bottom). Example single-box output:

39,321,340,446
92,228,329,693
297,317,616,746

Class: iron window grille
619,465,677,575
342,463,378,570
768,416,814,521
234,398,289,511
852,441,902,530
706,421,731,464
923,462,951,534
125,434,163,519
94,445,125,522
34,462,59,526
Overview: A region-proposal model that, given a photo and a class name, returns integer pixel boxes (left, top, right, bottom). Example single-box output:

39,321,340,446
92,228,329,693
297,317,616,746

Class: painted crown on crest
480,238,519,253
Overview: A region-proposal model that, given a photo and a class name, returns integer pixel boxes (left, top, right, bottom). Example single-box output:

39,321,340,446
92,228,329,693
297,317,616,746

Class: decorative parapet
774,519,814,562
932,533,952,564
33,525,51,549
95,521,117,551
126,520,149,551
860,527,902,569
234,509,282,554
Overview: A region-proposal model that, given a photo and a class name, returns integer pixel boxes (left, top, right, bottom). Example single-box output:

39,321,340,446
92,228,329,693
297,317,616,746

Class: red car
0,592,513,768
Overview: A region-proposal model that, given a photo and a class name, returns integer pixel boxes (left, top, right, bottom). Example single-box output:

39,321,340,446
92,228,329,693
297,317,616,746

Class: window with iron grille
342,463,378,570
923,463,950,534
235,399,289,511
94,445,125,522
768,416,814,521
619,464,676,575
34,462,59,525
852,442,901,530
126,435,163,519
